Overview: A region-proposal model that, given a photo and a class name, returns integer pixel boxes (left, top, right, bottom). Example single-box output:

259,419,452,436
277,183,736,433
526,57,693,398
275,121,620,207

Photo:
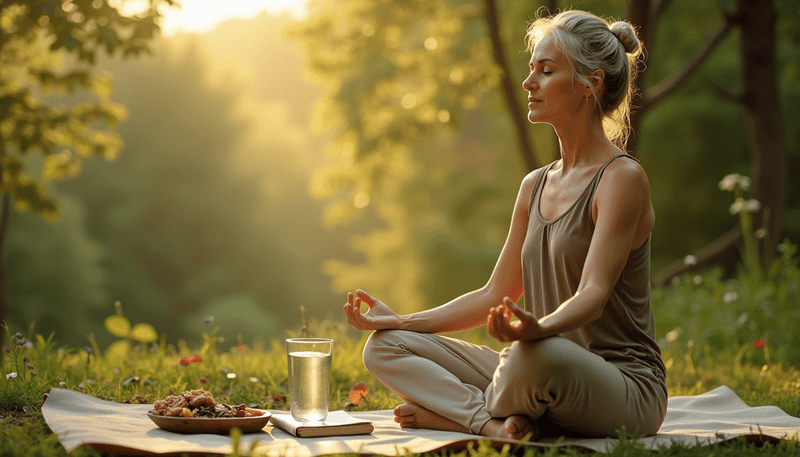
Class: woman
343,10,667,441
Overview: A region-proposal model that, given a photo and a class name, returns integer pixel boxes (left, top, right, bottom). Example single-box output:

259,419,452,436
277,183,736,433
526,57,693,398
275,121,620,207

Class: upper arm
578,160,653,308
483,169,541,303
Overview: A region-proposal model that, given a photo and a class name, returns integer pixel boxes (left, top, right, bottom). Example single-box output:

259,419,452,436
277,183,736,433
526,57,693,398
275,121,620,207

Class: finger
504,298,528,321
355,289,379,308
348,292,354,306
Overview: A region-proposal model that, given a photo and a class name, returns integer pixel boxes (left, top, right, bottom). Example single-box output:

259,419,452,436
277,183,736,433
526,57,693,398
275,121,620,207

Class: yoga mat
42,386,800,455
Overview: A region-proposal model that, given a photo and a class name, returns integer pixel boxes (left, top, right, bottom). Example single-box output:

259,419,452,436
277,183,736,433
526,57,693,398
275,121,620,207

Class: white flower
683,255,697,266
693,275,703,285
743,199,761,213
718,173,751,192
6,372,18,379
723,291,738,303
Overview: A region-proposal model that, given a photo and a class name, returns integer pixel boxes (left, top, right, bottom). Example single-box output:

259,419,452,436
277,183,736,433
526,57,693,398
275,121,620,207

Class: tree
623,0,789,284
0,0,175,329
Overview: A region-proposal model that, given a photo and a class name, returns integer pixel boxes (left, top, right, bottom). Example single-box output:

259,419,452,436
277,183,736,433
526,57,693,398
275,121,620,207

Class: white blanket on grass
42,386,800,456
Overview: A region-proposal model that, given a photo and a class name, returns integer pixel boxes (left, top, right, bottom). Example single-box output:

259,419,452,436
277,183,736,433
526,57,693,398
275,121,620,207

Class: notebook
269,410,374,438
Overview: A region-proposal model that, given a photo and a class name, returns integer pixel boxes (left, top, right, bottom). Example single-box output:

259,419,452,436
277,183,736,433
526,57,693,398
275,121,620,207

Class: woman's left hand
487,297,545,343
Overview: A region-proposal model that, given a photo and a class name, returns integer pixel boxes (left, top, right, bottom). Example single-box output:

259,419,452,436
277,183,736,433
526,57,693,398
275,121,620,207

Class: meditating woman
343,9,667,440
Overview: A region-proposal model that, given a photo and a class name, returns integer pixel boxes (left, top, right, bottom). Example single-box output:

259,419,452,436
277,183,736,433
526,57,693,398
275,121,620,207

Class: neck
553,112,618,172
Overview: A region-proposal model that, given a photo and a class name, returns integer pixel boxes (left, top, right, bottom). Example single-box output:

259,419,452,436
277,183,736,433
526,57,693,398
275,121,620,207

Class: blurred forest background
2,0,799,350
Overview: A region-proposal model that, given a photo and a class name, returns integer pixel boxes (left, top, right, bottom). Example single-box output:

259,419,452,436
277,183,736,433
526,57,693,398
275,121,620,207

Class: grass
4,244,800,456
2,315,800,457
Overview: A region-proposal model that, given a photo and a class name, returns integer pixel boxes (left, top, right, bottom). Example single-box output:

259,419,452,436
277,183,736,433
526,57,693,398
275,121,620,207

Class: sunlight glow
157,0,308,35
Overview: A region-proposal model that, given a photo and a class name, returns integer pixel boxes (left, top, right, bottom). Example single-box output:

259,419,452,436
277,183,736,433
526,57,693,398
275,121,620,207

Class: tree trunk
483,0,539,171
650,0,787,284
0,146,9,332
736,0,787,263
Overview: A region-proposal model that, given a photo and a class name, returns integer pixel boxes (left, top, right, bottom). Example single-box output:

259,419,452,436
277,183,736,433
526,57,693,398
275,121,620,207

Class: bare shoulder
599,156,651,197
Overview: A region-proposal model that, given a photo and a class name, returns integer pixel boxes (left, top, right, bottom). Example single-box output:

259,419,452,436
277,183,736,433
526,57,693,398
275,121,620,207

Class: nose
522,72,537,92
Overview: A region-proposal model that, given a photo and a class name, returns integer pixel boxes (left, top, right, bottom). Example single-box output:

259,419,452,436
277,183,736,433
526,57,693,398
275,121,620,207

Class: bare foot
479,415,540,441
393,404,469,433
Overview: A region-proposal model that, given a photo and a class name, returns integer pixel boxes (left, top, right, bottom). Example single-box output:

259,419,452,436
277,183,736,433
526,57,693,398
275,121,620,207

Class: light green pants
363,330,667,437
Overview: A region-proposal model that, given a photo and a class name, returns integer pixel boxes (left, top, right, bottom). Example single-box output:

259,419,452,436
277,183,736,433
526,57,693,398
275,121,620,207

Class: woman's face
522,33,587,125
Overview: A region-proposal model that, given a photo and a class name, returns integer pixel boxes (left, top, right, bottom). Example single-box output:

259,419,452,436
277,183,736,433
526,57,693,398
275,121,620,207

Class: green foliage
0,325,54,410
0,0,176,217
7,18,351,347
654,238,800,366
102,300,158,360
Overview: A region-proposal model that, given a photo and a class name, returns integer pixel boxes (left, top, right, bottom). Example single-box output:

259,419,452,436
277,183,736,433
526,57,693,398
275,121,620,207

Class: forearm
398,287,500,334
537,286,607,338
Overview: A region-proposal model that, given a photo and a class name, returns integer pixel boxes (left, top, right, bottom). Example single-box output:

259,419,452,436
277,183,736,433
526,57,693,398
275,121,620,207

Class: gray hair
526,10,643,149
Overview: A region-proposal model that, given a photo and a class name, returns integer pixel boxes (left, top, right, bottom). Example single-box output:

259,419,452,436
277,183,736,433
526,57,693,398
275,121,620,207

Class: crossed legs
363,330,666,440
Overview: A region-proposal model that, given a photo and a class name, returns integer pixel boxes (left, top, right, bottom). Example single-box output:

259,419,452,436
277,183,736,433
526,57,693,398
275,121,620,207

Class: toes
393,404,418,416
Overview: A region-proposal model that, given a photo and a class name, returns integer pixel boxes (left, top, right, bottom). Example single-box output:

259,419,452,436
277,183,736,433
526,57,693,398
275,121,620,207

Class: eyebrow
529,58,557,67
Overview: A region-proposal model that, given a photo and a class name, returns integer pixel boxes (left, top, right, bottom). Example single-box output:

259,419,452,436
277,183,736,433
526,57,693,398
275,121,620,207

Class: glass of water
286,338,333,423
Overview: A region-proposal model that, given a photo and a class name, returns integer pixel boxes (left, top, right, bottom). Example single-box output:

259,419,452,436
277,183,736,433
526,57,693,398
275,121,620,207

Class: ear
585,69,605,98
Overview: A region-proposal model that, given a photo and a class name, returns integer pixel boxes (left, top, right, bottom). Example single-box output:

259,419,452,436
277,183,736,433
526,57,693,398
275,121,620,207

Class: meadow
3,252,800,457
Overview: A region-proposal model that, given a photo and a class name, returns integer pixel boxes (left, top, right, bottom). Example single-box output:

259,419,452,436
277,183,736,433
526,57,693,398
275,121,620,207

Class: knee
499,338,579,387
362,329,405,374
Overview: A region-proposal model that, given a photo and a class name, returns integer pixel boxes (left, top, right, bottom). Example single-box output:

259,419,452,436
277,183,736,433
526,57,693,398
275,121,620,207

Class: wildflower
83,346,94,355
203,316,214,324
693,275,702,285
723,291,738,303
25,364,35,370
236,344,248,352
729,198,761,215
199,378,207,385
683,255,697,266
226,373,237,379
754,228,766,239
23,357,30,363
6,372,18,379
665,328,682,343
12,332,22,340
15,337,29,347
752,338,767,349
249,377,259,383
180,354,202,366
718,174,750,192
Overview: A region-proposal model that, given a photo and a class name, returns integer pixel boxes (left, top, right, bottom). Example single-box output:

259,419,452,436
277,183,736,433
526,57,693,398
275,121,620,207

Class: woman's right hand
343,290,402,331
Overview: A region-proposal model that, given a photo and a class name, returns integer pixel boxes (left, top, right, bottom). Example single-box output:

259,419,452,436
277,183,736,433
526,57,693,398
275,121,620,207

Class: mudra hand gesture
343,290,401,331
487,297,544,343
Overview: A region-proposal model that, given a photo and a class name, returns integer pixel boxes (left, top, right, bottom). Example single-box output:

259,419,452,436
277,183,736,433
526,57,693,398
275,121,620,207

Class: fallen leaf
348,382,369,405
269,395,287,409
135,395,149,404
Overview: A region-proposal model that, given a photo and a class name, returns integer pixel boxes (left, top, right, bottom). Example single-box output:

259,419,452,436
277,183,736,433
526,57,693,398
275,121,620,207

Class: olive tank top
521,154,666,382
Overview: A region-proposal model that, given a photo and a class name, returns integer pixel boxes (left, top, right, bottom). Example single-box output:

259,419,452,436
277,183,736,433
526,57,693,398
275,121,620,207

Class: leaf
130,323,158,343
104,315,131,338
105,340,130,359
347,382,369,405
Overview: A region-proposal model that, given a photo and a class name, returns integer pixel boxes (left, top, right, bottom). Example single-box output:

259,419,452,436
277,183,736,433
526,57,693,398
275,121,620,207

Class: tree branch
651,226,741,287
643,19,733,110
483,0,538,171
712,84,745,104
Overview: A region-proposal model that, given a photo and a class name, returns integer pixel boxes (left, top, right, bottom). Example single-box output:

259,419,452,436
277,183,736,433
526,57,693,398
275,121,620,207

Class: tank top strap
585,153,638,200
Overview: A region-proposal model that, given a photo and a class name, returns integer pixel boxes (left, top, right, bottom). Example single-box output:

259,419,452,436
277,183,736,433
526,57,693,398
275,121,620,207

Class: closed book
269,411,374,438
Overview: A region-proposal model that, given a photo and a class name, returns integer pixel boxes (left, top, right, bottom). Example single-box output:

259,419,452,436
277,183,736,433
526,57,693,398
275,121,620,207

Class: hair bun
610,22,640,54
